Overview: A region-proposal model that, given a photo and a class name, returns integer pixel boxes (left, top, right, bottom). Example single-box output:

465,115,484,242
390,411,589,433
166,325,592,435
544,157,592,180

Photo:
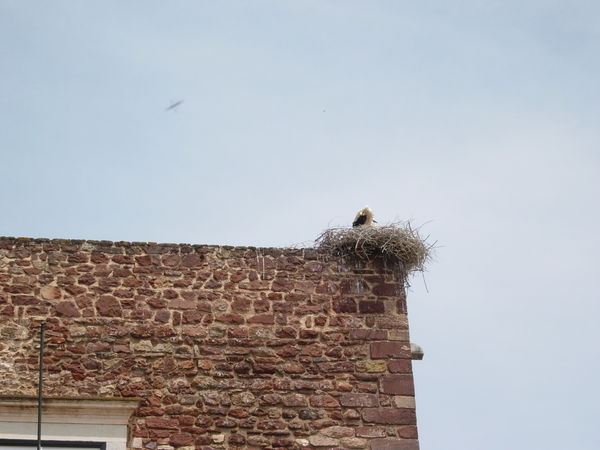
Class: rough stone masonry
0,237,419,449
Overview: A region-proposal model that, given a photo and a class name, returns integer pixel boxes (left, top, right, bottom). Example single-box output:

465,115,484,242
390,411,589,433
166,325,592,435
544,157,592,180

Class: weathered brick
11,295,38,305
340,437,368,448
299,409,323,420
40,286,61,299
388,359,412,373
372,283,402,297
169,432,193,446
392,396,416,409
282,394,308,407
380,375,415,395
181,254,203,267
370,342,411,359
95,295,121,317
356,426,386,438
283,361,305,374
146,417,179,429
309,395,339,408
54,301,80,317
362,408,417,425
371,438,420,450
216,313,244,324
247,313,275,324
309,435,339,447
359,300,385,313
340,393,379,407
397,425,419,439
320,426,354,438
332,297,357,313
349,329,388,340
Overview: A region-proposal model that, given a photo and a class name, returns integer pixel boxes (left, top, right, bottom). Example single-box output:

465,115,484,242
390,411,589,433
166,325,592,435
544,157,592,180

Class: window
0,398,138,450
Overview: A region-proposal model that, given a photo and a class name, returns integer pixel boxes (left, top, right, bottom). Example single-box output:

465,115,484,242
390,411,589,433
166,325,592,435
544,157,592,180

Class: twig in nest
315,222,434,279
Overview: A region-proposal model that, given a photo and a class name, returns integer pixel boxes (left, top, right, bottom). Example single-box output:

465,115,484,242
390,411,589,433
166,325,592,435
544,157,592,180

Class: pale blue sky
2,2,600,449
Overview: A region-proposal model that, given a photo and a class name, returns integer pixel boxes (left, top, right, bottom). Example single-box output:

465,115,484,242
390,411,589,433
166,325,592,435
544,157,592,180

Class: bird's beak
373,220,378,223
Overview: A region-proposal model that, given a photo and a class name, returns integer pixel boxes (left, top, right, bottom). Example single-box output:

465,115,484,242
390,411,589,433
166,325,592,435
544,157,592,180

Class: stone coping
0,236,311,254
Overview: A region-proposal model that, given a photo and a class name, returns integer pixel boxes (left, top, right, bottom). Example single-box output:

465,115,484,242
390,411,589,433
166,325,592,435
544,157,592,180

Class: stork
165,100,183,111
352,206,376,227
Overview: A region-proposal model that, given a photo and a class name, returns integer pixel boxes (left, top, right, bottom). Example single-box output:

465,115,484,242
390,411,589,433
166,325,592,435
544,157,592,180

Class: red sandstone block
362,408,416,425
317,361,355,373
215,313,244,324
272,278,294,292
332,297,357,313
181,254,202,267
0,305,14,315
359,300,385,314
161,254,180,266
282,394,308,407
372,283,401,297
135,255,152,266
339,393,379,407
91,252,108,263
276,345,300,358
388,360,412,374
113,289,134,298
299,329,319,339
67,253,89,263
65,284,86,296
370,342,411,359
95,295,121,317
247,314,275,324
54,301,80,317
309,394,339,408
145,417,179,429
371,438,420,450
137,407,165,416
168,299,196,309
3,285,33,294
356,426,386,438
300,343,323,356
349,329,388,340
283,361,305,374
162,289,178,300
397,426,419,439
113,344,131,353
375,316,408,330
229,433,246,445
169,432,193,446
214,417,237,427
231,297,251,312
380,375,415,395
87,342,110,352
11,295,38,305
154,310,170,323
112,268,133,278
182,310,204,324
148,429,170,439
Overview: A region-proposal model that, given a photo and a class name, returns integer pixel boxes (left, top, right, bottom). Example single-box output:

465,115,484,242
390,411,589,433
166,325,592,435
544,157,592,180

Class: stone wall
0,237,419,450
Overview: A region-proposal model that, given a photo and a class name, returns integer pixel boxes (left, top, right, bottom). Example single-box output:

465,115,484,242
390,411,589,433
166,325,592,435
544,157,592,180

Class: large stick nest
315,222,433,278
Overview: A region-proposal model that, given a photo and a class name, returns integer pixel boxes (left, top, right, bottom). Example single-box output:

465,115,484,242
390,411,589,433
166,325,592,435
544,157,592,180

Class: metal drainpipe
37,322,45,450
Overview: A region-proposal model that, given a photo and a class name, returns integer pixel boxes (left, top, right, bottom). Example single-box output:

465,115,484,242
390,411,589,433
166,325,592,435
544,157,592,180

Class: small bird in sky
352,206,376,227
165,100,183,111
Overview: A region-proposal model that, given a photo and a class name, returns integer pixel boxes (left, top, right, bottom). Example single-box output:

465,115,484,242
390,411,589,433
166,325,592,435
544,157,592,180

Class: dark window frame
0,439,106,450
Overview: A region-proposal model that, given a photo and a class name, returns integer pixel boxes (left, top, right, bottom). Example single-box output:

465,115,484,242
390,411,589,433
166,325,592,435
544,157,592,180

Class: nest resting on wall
315,223,434,279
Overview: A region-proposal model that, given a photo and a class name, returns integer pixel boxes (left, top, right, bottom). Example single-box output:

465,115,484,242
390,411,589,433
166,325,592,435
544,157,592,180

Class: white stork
352,206,376,227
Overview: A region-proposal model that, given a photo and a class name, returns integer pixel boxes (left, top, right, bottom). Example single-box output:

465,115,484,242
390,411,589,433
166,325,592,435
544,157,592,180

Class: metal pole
37,322,45,450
